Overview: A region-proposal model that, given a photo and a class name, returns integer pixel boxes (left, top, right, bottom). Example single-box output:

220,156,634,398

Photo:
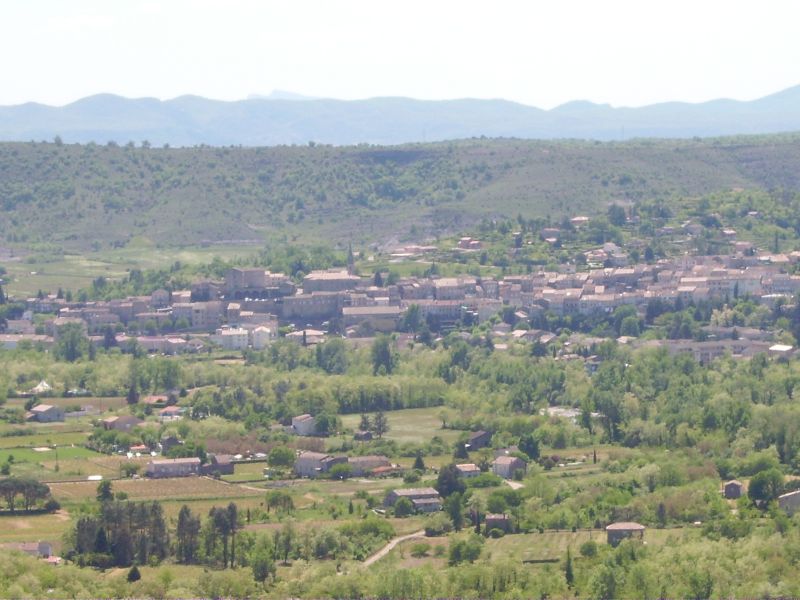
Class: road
362,529,426,567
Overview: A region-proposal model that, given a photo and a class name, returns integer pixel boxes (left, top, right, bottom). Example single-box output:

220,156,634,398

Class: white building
291,414,317,436
251,325,276,350
210,327,249,350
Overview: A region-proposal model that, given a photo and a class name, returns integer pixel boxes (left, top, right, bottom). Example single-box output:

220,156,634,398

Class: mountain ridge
0,85,799,146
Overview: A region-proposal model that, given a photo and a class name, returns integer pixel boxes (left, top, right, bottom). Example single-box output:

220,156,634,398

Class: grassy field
0,446,99,463
49,476,263,503
0,430,90,449
3,244,261,297
339,407,461,446
0,510,72,548
5,396,126,412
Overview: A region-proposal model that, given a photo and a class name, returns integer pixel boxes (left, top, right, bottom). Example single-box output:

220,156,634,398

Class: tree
268,446,296,469
371,335,396,375
748,468,784,506
0,478,18,512
251,536,276,583
127,565,141,583
565,548,574,588
328,463,353,480
315,338,349,374
372,411,389,438
607,204,627,226
227,502,239,568
210,506,232,567
265,490,294,513
126,382,139,405
176,505,201,564
444,492,465,531
96,480,113,502
453,442,469,460
519,433,540,461
394,497,414,517
102,326,117,350
359,413,372,432
619,315,641,337
436,464,466,498
413,452,425,471
277,520,294,564
54,322,89,362
20,479,49,511
401,304,421,334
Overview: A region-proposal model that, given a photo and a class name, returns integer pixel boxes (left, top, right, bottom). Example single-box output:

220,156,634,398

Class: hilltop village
4,232,798,364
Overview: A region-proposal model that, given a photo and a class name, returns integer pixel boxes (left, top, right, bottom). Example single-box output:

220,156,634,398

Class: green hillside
2,135,800,252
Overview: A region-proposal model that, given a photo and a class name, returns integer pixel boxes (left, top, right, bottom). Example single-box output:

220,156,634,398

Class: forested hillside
2,135,800,251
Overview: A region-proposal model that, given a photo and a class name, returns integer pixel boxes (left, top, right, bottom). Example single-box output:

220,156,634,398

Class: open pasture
339,406,461,446
0,430,90,449
0,511,72,546
4,244,261,297
49,475,263,503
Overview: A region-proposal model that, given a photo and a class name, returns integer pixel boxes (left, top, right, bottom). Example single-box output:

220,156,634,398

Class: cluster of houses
3,243,800,359
2,247,797,360
293,451,396,478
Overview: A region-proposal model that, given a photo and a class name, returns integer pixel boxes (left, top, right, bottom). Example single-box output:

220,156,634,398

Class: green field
339,406,461,446
3,244,261,297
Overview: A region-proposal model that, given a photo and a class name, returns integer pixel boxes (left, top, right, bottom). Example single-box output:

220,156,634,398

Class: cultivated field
49,476,263,503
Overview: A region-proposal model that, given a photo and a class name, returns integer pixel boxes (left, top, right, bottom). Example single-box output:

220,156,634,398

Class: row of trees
0,477,54,513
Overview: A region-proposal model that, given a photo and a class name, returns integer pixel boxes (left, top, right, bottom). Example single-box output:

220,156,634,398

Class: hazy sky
3,0,799,108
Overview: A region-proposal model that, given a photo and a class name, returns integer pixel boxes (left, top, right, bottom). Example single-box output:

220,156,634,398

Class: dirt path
504,479,524,490
362,529,426,567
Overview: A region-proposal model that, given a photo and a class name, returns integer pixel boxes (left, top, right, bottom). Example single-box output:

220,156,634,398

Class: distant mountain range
1,85,800,146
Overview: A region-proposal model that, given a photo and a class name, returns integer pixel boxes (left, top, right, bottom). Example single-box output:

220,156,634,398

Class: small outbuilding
606,522,645,546
26,404,65,423
723,480,743,499
778,490,800,515
484,513,511,533
492,456,527,480
456,463,482,478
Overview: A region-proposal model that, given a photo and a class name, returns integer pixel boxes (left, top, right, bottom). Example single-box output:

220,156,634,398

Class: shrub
403,471,421,484
127,565,141,582
579,540,598,557
424,512,453,536
410,542,431,557
394,497,414,517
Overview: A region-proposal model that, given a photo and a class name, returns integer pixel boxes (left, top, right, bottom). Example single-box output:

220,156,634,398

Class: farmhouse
294,451,347,478
606,522,645,546
492,456,527,479
466,430,492,450
202,454,234,476
291,414,317,436
723,480,743,499
778,490,800,515
456,463,482,478
348,455,392,476
0,541,53,558
384,487,440,508
145,457,201,478
101,415,144,432
26,404,65,423
158,406,184,421
484,513,511,533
